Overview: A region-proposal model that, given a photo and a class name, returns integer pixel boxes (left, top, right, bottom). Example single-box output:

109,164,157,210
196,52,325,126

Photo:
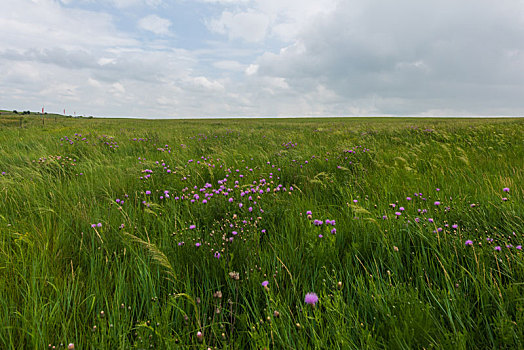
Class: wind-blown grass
0,116,523,349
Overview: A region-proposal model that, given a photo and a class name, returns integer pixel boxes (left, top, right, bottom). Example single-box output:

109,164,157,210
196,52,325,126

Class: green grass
0,116,523,349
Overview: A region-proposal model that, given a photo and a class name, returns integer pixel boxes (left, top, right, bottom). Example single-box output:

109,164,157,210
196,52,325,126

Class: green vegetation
0,110,74,128
0,117,523,349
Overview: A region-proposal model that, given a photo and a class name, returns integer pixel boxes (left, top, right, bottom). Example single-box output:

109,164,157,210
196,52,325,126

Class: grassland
0,115,523,349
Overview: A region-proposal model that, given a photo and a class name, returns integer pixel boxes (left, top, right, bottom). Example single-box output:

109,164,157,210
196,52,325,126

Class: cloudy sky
1,0,524,118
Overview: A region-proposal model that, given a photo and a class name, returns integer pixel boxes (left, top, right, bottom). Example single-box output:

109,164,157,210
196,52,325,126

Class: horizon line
95,114,524,120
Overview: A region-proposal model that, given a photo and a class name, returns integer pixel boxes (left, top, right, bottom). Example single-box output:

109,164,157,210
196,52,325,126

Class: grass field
0,115,523,349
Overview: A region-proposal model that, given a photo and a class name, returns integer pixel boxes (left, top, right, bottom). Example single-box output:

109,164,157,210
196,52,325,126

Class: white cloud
111,0,162,8
206,0,337,42
0,0,204,117
138,15,172,35
110,82,126,96
40,83,78,99
87,78,102,88
1,0,524,117
145,0,163,6
0,0,136,51
190,76,225,91
244,64,258,75
213,60,246,71
98,57,116,66
255,0,337,41
207,10,269,42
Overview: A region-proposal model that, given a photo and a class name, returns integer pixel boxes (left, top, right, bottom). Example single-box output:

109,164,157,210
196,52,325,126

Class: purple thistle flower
503,187,510,193
189,224,196,230
331,228,336,234
434,201,440,206
452,224,458,229
97,223,102,228
262,281,269,287
494,246,502,251
465,240,473,246
214,251,221,259
304,292,318,305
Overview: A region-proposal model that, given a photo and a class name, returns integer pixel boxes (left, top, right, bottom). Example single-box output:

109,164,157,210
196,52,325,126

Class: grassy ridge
0,117,523,349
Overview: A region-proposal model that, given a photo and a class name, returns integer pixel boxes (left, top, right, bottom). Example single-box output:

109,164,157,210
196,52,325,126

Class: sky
1,0,524,118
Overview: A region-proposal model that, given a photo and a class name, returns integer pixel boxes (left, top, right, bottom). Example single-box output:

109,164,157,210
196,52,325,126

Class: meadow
0,114,523,349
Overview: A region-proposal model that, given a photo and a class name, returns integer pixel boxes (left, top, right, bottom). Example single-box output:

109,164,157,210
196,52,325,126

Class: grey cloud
0,45,196,85
0,48,98,70
256,0,524,115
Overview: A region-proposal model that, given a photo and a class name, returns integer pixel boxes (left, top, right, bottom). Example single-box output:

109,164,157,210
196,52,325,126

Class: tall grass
0,117,523,349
